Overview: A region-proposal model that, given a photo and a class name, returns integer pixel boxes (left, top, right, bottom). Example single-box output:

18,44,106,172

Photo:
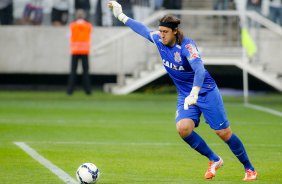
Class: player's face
159,26,177,46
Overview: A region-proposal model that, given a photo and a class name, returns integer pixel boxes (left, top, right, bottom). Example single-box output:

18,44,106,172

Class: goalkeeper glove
108,1,129,24
184,86,200,110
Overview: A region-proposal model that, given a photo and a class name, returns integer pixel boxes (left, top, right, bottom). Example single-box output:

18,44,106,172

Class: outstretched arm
108,1,154,42
126,19,154,42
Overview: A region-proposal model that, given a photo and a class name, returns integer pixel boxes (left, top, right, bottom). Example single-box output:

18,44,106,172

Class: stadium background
0,0,281,93
0,1,282,184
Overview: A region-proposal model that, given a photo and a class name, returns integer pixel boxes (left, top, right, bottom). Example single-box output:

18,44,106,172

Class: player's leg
81,55,92,95
67,55,79,95
176,106,222,179
177,118,220,162
201,87,257,180
215,128,257,181
0,3,13,25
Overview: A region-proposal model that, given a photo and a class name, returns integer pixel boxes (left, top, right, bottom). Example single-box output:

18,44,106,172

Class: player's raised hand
184,86,200,110
107,1,122,18
108,1,128,23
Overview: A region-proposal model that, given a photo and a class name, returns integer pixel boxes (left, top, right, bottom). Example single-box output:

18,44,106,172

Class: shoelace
246,169,253,177
207,161,213,172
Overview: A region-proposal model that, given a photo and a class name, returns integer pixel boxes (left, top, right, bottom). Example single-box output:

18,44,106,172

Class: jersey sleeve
182,40,206,88
182,40,201,62
125,18,154,43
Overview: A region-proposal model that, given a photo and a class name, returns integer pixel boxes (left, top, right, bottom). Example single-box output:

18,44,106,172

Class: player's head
75,9,86,20
159,15,183,46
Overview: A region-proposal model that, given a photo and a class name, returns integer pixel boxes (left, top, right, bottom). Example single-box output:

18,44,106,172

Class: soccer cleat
204,157,224,179
243,169,257,181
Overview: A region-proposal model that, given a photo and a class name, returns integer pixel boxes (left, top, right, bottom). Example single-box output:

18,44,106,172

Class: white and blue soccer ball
76,163,100,184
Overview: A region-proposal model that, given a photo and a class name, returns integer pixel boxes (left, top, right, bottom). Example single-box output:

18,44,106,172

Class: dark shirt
75,0,90,10
118,0,133,11
163,0,182,9
247,0,262,7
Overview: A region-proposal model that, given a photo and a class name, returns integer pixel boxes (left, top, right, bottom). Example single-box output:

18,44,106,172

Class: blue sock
183,131,219,161
225,134,254,171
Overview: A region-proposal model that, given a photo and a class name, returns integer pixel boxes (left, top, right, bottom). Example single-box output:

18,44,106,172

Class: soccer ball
76,163,100,184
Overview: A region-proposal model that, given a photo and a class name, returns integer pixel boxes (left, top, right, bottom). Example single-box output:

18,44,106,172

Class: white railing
246,11,282,36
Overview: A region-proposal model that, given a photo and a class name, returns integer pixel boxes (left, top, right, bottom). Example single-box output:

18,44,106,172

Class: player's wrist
118,13,128,24
190,86,200,97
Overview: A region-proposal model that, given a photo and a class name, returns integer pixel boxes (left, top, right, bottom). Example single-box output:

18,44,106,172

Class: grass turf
0,91,281,184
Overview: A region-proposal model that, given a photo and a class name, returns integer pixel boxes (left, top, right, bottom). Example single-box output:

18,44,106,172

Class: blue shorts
175,87,230,130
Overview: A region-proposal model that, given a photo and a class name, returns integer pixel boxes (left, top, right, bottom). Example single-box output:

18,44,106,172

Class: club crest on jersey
185,43,199,60
174,52,182,62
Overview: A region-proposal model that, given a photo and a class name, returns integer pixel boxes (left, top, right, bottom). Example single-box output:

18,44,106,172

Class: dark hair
159,15,184,44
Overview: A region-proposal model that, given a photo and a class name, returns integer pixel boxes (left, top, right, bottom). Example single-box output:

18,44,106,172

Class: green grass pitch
0,91,281,184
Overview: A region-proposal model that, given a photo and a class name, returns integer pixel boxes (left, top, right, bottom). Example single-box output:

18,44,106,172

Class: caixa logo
162,59,185,71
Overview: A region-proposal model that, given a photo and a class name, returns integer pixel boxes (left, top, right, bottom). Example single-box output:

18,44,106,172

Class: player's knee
176,119,194,138
215,127,232,141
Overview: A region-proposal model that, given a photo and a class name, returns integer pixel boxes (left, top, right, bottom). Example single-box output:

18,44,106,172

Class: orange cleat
243,169,257,181
204,157,224,179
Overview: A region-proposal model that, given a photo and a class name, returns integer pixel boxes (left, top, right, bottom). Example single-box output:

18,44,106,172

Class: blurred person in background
22,0,44,25
51,0,70,26
162,0,182,10
213,0,231,10
162,0,182,19
269,0,282,26
108,0,257,181
212,0,235,35
67,9,93,95
112,0,134,26
95,0,113,26
0,0,13,25
75,0,91,21
154,0,164,10
247,0,262,14
132,0,153,21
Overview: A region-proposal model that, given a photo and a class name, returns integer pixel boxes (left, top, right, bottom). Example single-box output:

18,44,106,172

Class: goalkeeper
108,1,257,181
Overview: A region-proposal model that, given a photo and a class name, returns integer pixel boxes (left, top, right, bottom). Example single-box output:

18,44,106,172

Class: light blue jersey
150,34,216,97
126,18,229,130
122,14,255,174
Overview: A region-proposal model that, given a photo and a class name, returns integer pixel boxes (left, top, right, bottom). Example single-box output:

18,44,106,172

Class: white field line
26,141,282,147
14,142,77,184
245,103,282,117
